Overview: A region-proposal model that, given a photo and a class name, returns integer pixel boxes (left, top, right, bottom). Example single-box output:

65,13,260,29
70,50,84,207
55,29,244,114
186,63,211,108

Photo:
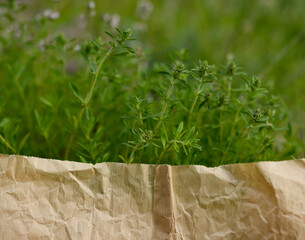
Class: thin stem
227,76,232,99
220,93,248,164
0,134,16,154
64,47,115,159
64,108,84,159
246,125,252,141
254,143,268,161
137,114,145,161
154,79,174,130
227,94,248,144
85,47,115,106
124,120,137,159
129,142,143,163
139,112,143,125
188,77,203,126
156,142,172,164
138,147,145,162
40,128,53,157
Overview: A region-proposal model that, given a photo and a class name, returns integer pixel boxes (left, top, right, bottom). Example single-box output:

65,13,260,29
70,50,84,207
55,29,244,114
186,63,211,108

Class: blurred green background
21,0,305,127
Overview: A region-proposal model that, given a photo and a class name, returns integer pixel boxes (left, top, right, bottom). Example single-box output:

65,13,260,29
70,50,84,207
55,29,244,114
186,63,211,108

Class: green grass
0,0,303,166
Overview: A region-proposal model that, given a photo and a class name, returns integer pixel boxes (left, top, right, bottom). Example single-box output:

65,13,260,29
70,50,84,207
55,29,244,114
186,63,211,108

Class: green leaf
17,133,30,153
90,39,102,49
69,83,84,103
89,61,97,74
120,115,136,120
122,143,134,148
151,142,161,148
131,129,139,136
34,110,41,125
129,153,135,163
40,97,54,108
118,155,128,163
86,107,92,120
198,99,208,110
0,118,10,129
158,71,170,75
124,46,135,53
15,64,25,80
115,52,129,57
193,144,202,151
186,127,195,139
286,122,292,138
104,31,114,39
161,124,169,148
122,30,130,40
161,135,166,148
173,142,180,153
102,152,110,162
109,41,116,47
80,156,88,163
115,28,122,34
72,115,78,129
177,121,184,135
183,145,188,155
143,113,161,119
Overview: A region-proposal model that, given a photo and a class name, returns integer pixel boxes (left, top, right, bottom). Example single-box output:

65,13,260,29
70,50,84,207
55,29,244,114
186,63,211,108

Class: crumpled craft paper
1,154,305,239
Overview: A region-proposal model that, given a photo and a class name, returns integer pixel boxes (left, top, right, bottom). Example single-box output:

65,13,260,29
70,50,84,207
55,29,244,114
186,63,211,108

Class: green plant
0,0,302,166
65,28,134,159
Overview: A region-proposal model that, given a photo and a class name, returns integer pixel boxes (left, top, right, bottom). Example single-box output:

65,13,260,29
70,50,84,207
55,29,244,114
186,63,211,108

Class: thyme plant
0,1,300,166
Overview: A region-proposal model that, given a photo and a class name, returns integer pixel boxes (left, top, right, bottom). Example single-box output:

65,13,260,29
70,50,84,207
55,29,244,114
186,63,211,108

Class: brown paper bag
1,154,305,239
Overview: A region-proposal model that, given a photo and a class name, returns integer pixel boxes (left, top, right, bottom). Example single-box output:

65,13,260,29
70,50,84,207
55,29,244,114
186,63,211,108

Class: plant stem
0,134,16,154
124,120,137,159
156,142,172,164
139,112,143,125
129,142,143,163
246,125,252,140
154,79,174,130
40,128,53,157
220,93,248,164
188,77,203,126
138,147,145,162
64,108,84,160
64,47,115,159
85,47,115,106
254,143,268,161
227,76,232,99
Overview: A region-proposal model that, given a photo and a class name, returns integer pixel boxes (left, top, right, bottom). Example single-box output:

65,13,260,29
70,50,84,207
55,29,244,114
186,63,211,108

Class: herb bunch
0,1,299,166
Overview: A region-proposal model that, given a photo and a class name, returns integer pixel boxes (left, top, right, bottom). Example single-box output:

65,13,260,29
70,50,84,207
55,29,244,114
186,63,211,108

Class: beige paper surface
1,154,305,239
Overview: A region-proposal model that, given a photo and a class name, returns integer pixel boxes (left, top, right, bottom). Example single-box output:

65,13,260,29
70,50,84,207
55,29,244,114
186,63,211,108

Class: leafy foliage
0,0,302,166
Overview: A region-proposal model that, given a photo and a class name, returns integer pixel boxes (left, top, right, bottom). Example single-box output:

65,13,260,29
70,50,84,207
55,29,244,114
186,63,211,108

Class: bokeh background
21,0,305,126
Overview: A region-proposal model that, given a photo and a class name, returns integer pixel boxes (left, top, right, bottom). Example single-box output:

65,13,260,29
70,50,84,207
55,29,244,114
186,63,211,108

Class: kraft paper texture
1,154,305,239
